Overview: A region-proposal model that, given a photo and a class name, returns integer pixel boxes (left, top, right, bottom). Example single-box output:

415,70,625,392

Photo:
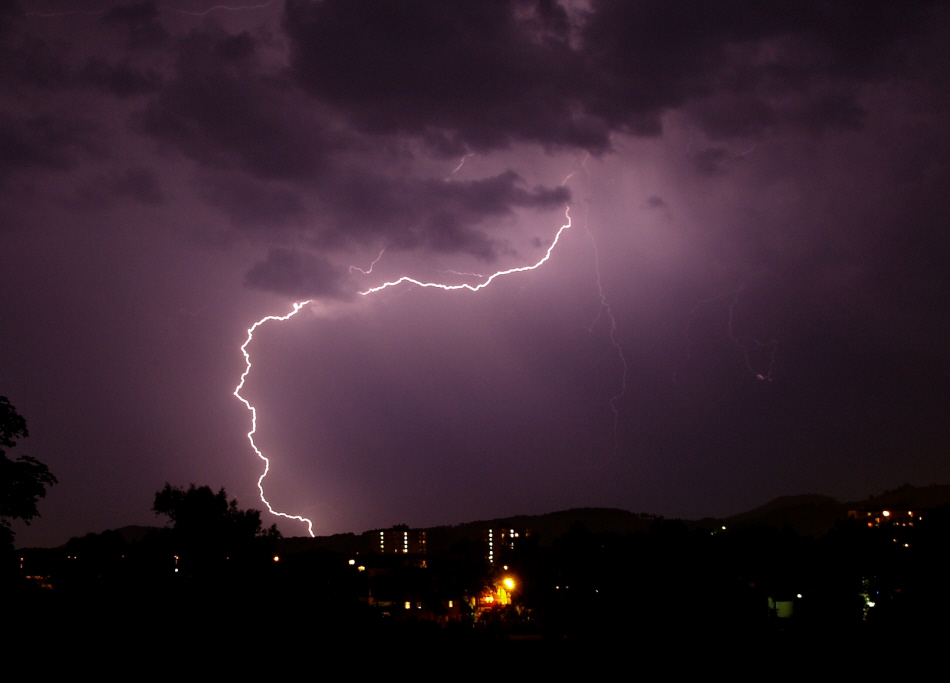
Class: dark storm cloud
317,170,569,258
2,0,949,548
286,0,944,150
582,0,939,137
117,0,944,267
0,3,163,96
66,165,165,211
136,28,335,182
1,2,943,267
284,0,607,153
228,168,569,292
232,168,569,293
205,175,308,230
0,112,99,175
684,85,868,140
692,148,730,177
0,0,22,22
0,16,70,91
101,1,169,49
130,22,571,265
102,0,157,24
80,57,162,96
244,247,345,299
113,166,163,205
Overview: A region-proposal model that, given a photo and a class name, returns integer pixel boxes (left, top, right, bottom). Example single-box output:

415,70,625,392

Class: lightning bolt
360,206,571,296
234,301,316,536
236,207,571,536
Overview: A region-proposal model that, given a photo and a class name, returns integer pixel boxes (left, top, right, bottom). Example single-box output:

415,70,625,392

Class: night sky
3,0,948,546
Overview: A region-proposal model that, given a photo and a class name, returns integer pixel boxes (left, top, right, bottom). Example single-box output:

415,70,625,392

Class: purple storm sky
2,0,948,545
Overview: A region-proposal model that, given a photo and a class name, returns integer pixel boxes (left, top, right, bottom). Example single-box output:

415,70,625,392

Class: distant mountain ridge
722,494,845,537
719,484,950,537
443,507,656,542
29,483,950,550
861,483,950,510
285,484,950,552
422,484,950,541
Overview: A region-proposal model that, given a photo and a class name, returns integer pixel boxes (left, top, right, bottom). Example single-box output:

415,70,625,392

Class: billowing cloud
0,111,99,176
136,28,336,182
80,57,162,96
285,0,602,152
286,0,944,152
102,0,170,49
244,247,345,299
312,170,570,255
114,166,163,205
122,20,573,268
1,0,948,546
204,175,308,231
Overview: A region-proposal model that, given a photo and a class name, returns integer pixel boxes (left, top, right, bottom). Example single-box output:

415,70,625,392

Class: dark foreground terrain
7,486,948,667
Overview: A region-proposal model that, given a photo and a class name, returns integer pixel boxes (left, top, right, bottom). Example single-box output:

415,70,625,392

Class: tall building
369,524,427,555
485,527,526,563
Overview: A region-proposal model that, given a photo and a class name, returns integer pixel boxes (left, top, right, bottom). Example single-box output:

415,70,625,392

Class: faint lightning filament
587,222,627,455
445,152,475,180
349,248,386,275
679,285,778,383
727,287,778,381
437,269,486,279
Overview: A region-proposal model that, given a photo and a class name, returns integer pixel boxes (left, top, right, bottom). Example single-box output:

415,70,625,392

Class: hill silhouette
23,483,950,551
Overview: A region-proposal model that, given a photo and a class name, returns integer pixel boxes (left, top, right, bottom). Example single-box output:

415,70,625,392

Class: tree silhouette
152,483,279,576
0,396,57,549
